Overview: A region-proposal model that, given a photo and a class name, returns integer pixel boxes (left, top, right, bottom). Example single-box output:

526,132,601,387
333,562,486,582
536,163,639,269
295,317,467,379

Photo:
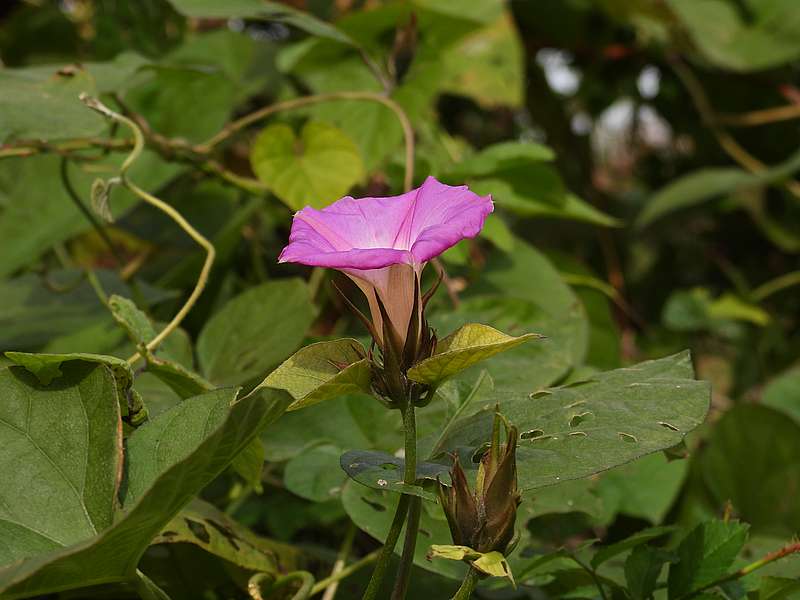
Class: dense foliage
0,1,799,599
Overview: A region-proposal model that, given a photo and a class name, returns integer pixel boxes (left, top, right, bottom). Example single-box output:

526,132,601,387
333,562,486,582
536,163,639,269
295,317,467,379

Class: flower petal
278,176,493,271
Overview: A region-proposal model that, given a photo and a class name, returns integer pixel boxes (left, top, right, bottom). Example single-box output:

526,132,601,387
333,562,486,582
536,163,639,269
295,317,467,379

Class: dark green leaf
701,405,800,536
667,519,749,600
196,279,316,385
625,545,675,600
0,363,122,565
340,449,450,501
0,384,290,598
436,351,709,491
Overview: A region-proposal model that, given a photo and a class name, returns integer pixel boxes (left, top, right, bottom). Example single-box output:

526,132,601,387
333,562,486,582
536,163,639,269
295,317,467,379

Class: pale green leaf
408,323,542,385
256,338,371,411
250,121,364,210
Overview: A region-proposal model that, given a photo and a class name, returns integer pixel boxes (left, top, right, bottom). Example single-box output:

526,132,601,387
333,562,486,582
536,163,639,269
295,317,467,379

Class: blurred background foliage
1,0,799,598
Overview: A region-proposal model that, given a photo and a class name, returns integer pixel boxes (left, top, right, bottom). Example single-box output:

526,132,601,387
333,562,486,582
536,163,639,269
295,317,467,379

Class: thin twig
196,91,415,193
752,270,800,302
717,103,800,127
321,523,357,600
80,94,216,366
669,56,800,199
311,550,380,596
0,137,132,160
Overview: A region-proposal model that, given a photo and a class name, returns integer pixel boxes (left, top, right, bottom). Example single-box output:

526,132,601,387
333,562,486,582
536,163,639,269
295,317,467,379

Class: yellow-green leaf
250,121,363,210
427,545,477,561
473,551,515,586
256,338,371,411
407,323,542,385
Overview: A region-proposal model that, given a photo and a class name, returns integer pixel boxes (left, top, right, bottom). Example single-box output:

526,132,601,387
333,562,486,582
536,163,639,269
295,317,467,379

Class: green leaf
230,438,265,493
667,519,749,600
408,323,542,385
625,545,675,600
435,351,709,491
250,121,364,210
0,363,122,565
429,296,586,403
700,404,800,536
341,482,467,580
0,65,105,142
439,13,524,108
3,351,145,423
196,279,316,385
152,498,301,573
339,449,450,501
0,384,291,598
108,295,213,399
165,0,354,45
283,443,348,502
255,338,371,411
470,173,619,228
449,141,555,179
668,0,800,72
762,368,800,424
637,146,800,228
473,551,515,585
0,154,179,278
591,526,676,568
594,452,689,524
757,576,800,600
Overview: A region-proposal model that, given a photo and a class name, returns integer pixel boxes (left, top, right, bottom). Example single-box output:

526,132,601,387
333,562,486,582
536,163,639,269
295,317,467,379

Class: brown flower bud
438,411,521,555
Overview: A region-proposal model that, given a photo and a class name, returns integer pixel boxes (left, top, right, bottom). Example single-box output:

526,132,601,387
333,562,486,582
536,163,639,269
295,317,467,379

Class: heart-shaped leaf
250,121,363,210
407,323,542,385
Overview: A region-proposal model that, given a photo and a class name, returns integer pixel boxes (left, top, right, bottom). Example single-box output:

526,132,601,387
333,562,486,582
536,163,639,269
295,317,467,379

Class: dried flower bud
438,411,521,555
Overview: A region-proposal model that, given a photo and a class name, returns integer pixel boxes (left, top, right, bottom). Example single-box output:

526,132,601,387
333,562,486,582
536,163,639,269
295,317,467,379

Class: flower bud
438,411,521,555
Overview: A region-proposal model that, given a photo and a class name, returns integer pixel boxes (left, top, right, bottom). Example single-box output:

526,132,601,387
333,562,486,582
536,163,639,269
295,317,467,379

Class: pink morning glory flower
279,176,493,345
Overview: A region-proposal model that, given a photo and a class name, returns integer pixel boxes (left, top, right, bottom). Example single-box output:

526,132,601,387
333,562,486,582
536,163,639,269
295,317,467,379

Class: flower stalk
451,567,481,600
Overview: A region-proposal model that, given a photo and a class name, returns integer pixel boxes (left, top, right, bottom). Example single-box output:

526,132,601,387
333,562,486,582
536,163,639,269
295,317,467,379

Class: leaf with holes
250,121,364,210
340,449,451,501
408,323,542,385
153,499,302,573
434,351,709,491
254,338,371,411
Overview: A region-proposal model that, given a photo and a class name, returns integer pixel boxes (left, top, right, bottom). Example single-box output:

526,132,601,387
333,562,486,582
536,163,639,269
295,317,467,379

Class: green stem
390,496,421,600
361,494,411,600
311,550,381,596
752,270,800,302
321,522,357,600
389,400,420,600
451,567,481,600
